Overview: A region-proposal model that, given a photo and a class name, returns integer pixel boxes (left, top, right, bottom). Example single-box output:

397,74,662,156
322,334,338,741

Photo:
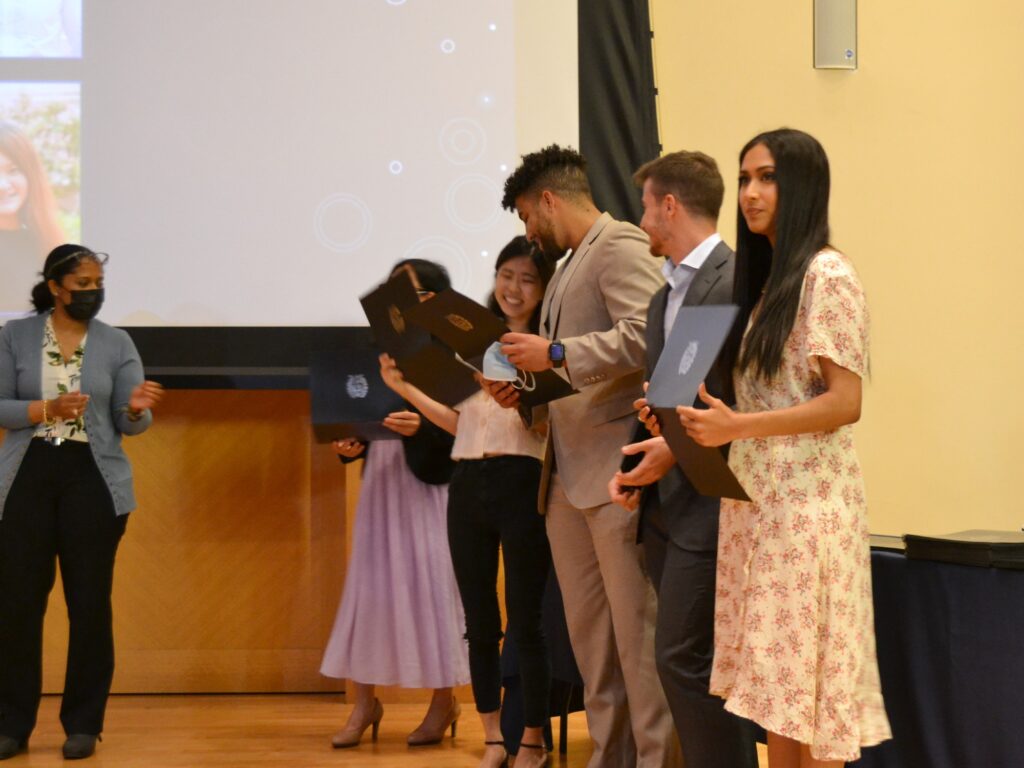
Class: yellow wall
651,1,1024,535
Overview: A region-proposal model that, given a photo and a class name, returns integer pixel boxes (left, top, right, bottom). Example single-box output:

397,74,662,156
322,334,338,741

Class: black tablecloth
852,549,1024,767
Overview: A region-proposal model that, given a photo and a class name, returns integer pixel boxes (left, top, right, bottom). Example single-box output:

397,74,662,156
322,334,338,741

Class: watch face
550,342,565,362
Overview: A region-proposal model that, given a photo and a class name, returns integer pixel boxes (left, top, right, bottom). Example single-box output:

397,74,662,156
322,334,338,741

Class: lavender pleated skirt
320,440,470,688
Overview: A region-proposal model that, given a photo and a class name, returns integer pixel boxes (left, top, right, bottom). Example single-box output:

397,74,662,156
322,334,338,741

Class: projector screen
0,0,578,327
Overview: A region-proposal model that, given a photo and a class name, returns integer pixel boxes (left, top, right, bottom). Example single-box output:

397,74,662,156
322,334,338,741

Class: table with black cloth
852,547,1024,768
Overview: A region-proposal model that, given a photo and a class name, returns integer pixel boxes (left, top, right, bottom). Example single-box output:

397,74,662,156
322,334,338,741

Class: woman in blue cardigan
0,244,163,761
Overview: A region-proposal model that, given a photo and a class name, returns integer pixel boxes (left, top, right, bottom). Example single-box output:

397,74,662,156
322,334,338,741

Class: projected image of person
674,129,891,766
0,0,82,58
378,237,556,768
0,121,66,313
0,244,163,762
320,259,469,750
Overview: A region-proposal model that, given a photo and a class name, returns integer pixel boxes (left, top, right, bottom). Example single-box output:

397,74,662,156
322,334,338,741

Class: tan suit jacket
537,212,664,512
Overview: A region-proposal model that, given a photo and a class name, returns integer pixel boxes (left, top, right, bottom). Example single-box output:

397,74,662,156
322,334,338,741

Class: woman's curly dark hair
501,144,592,210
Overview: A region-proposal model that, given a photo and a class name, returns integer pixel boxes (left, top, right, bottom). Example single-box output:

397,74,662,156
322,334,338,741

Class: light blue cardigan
0,313,153,518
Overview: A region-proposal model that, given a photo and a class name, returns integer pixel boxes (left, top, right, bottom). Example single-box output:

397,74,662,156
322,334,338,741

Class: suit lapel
543,213,612,339
540,257,569,338
647,285,668,375
681,241,730,308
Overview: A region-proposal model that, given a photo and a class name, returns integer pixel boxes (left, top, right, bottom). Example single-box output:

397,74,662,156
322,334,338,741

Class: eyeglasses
44,251,110,280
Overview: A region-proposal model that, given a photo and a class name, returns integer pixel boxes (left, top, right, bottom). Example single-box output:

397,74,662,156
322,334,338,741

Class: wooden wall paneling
7,391,478,701
32,390,348,693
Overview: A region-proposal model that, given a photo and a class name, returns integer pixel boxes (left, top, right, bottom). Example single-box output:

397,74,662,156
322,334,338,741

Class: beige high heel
518,741,550,767
484,739,510,768
406,697,461,746
331,697,384,749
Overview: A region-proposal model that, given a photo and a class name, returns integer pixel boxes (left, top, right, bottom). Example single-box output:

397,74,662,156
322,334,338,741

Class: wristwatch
548,340,566,368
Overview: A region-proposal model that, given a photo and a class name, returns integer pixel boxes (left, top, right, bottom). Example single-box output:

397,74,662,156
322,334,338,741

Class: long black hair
485,235,554,333
731,128,831,381
31,243,102,314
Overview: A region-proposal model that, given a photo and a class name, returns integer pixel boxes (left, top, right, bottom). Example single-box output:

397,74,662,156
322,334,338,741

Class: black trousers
447,455,552,727
643,506,760,768
0,439,127,741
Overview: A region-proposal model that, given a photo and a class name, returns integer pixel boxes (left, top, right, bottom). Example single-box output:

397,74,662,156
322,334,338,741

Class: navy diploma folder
309,347,405,442
647,304,749,501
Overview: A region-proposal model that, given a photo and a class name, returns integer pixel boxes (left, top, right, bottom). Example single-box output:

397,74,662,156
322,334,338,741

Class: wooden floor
14,694,591,767
14,695,768,766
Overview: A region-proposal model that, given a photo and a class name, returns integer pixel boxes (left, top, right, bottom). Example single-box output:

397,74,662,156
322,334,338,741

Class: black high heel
519,741,549,767
485,739,509,768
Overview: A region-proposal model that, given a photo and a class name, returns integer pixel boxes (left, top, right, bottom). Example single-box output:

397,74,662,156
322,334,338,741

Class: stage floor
16,694,769,766
17,694,590,767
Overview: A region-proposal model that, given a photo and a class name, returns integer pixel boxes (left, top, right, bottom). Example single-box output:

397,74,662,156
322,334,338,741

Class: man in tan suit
497,145,680,768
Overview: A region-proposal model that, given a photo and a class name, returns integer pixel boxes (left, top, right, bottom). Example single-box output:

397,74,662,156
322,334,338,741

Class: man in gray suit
496,145,679,768
609,151,759,768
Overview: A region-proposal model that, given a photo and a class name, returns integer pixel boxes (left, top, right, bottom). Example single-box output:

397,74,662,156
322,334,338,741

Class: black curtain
578,0,660,225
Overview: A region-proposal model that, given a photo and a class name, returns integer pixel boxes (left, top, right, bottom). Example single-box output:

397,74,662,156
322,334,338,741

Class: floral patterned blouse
34,313,89,443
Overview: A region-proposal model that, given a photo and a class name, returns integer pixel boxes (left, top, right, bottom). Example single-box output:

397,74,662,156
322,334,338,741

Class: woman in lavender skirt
320,259,470,749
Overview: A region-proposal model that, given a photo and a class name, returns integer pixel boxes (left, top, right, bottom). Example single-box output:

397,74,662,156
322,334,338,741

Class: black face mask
64,288,105,321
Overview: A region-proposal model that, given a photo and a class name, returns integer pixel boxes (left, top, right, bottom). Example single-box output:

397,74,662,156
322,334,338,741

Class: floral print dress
710,250,891,761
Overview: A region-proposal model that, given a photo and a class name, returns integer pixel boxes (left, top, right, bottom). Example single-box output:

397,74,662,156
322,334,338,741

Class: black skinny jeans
447,455,552,727
0,439,127,741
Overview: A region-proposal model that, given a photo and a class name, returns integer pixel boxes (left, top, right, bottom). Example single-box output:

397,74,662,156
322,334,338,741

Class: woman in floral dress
676,128,891,766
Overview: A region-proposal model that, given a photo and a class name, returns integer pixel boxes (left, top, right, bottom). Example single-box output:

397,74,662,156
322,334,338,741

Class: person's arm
559,231,664,386
679,360,861,447
680,254,868,447
378,353,459,435
0,324,95,429
111,332,154,435
608,436,676,511
480,376,520,410
499,227,662,385
0,324,34,430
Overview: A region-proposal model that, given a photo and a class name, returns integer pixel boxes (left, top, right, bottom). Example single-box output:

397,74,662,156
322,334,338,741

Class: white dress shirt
661,233,722,340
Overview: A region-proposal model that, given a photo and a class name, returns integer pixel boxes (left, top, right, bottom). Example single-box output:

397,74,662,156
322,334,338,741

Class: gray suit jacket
536,212,664,512
638,240,735,551
0,313,153,518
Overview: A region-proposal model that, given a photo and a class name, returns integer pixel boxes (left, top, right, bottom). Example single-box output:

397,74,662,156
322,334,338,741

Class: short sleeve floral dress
710,250,892,762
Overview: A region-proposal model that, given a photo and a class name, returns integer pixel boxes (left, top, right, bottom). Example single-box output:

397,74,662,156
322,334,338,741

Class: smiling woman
677,128,891,767
0,121,66,315
486,235,553,334
376,237,557,768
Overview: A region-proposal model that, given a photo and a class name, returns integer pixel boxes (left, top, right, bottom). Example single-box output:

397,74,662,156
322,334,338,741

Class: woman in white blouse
380,236,554,768
0,244,162,761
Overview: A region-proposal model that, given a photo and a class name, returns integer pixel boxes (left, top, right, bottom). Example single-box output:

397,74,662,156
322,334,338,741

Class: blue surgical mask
482,341,519,381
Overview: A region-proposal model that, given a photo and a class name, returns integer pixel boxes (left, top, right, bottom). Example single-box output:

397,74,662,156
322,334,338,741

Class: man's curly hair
501,144,593,211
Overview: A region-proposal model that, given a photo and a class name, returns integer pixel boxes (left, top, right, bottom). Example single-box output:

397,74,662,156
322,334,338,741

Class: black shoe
0,736,27,760
62,734,99,760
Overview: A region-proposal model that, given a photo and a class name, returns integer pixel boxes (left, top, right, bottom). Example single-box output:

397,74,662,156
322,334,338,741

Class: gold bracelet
41,399,54,426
